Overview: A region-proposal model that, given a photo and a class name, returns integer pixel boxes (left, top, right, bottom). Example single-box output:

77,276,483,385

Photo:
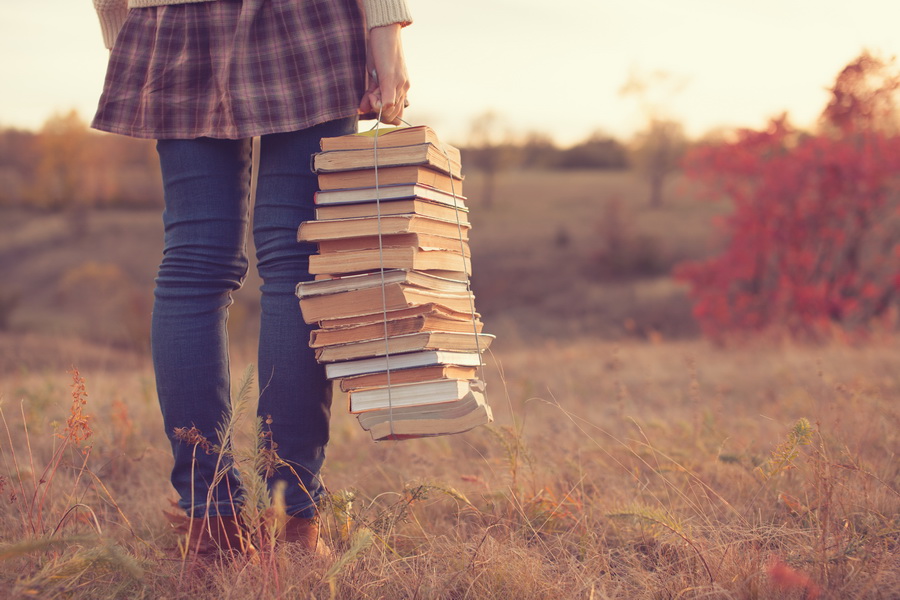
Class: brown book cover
317,165,463,196
298,283,475,324
315,331,494,362
296,270,469,299
308,246,472,276
313,143,462,178
341,364,478,392
319,125,457,156
318,303,477,329
317,233,470,256
298,214,469,242
310,314,482,348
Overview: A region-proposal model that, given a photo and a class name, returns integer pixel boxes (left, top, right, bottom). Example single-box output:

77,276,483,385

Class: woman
91,0,412,555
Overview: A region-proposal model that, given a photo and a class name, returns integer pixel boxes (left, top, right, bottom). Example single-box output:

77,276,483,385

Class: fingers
359,78,407,125
377,84,406,125
377,68,409,120
358,85,374,116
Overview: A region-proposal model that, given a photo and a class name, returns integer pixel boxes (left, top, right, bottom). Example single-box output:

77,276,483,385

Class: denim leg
153,137,252,518
254,117,357,518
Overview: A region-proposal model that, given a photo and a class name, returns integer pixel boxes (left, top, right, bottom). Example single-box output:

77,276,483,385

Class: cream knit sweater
93,0,413,49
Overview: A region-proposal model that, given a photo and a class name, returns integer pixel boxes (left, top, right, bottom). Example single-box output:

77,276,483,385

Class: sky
3,0,900,146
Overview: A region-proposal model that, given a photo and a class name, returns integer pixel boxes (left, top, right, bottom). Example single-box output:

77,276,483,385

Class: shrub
676,52,900,339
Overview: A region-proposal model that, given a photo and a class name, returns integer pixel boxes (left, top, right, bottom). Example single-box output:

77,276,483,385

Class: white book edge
349,378,470,413
295,269,469,299
324,351,483,379
314,183,468,207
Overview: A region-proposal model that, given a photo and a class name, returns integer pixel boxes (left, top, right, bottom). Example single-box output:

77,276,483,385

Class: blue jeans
152,117,356,519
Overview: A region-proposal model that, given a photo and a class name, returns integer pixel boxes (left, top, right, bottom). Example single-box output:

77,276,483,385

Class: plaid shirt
92,0,366,139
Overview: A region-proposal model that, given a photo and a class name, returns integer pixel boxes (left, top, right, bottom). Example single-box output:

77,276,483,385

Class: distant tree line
1,109,678,211
0,110,161,210
461,111,685,207
461,129,629,172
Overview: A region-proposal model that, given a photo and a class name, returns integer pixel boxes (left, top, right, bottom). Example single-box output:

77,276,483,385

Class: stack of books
295,126,494,440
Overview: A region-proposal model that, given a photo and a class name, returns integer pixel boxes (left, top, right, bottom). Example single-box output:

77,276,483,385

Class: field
0,170,898,598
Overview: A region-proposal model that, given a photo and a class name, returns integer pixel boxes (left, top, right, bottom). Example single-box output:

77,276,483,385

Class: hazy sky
3,0,900,145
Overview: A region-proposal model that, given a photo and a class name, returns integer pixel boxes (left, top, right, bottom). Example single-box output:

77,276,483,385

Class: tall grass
0,339,898,598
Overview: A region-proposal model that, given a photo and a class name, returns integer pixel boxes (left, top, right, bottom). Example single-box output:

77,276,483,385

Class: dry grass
0,169,729,349
465,169,730,341
1,169,896,597
0,338,897,599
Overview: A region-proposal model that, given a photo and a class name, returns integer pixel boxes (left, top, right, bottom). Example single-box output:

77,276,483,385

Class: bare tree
466,111,516,208
630,118,686,208
519,131,558,169
620,69,688,208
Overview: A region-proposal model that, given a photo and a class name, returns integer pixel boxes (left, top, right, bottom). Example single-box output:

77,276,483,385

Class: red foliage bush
676,53,900,339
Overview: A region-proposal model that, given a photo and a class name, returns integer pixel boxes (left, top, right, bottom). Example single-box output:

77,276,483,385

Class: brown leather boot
167,514,253,558
283,516,319,551
281,515,332,556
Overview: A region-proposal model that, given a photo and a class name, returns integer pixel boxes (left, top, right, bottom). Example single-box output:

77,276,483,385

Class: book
366,403,492,441
308,246,472,276
316,233,471,256
354,381,490,437
314,183,466,208
318,303,477,330
315,331,494,362
298,283,475,323
312,269,469,283
313,143,462,178
348,378,473,413
357,385,484,423
301,125,493,441
319,125,455,154
340,364,479,392
295,269,468,299
298,214,469,242
316,165,463,196
316,198,468,222
412,269,471,281
323,350,483,379
359,383,491,439
310,314,483,348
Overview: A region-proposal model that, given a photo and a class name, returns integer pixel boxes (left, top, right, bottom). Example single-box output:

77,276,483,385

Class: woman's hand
359,24,410,125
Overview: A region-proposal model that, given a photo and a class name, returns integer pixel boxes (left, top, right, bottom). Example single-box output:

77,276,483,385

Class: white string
394,120,487,397
371,106,396,438
366,113,487,439
389,117,484,371
437,145,486,383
